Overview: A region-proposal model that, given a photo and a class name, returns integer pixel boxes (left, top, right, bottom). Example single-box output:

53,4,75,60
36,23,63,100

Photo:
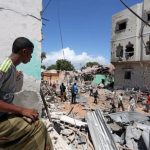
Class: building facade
111,0,150,90
42,70,59,85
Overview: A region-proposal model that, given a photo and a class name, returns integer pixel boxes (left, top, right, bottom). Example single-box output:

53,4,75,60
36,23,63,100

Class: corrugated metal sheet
87,109,118,150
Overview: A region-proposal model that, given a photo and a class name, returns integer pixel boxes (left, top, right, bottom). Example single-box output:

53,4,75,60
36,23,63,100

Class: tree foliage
47,64,57,70
41,52,46,63
86,61,100,67
41,65,46,70
81,66,86,71
56,59,75,71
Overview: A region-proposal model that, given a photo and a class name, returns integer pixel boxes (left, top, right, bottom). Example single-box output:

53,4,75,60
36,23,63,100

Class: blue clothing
71,84,78,94
71,84,78,104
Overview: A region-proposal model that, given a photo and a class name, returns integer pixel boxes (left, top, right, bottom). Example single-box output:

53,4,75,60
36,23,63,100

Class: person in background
89,85,93,96
110,102,116,113
93,88,98,104
0,37,53,150
145,93,150,112
52,83,56,94
117,93,124,111
101,79,105,88
128,95,136,111
60,83,66,102
71,83,78,104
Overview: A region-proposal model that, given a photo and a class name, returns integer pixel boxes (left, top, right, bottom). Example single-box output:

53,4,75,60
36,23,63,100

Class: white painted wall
0,0,43,113
0,0,42,62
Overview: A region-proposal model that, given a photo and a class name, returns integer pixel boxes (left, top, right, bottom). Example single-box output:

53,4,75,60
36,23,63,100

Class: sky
42,0,142,69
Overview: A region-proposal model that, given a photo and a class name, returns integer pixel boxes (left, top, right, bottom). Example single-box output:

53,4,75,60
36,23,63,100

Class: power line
57,0,65,59
119,0,150,27
42,17,49,21
42,0,53,14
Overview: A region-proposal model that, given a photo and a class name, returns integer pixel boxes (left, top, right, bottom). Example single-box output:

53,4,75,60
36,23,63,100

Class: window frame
124,70,131,80
147,12,150,22
115,19,127,32
116,43,123,58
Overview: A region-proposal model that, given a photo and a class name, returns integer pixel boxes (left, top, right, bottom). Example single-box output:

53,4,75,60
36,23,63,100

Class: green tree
86,61,100,67
41,52,46,63
47,64,57,70
41,65,46,70
56,59,75,71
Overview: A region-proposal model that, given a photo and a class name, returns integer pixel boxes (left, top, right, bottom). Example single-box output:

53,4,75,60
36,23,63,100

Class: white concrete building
0,1,42,111
111,0,150,90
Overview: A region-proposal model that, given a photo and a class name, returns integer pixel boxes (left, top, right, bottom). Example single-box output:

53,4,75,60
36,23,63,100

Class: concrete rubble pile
41,82,94,150
107,112,150,150
40,78,150,150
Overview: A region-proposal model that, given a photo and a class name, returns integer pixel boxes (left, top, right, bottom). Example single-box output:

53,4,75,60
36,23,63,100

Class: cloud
43,47,108,69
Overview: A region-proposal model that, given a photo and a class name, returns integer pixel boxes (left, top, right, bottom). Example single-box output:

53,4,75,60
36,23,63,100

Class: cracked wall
111,3,142,62
0,0,42,113
111,0,150,90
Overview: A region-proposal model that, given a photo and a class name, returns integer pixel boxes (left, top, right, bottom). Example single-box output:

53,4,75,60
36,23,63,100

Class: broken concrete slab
112,134,124,144
61,129,73,136
109,122,123,133
50,128,72,150
126,138,138,150
109,111,149,124
126,126,142,140
142,130,150,150
60,115,87,127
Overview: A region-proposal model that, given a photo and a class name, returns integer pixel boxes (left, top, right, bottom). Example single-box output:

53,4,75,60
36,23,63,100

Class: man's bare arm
0,100,38,122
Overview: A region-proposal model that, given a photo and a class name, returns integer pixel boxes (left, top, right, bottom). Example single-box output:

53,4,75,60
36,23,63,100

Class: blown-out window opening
147,13,150,21
124,71,131,79
115,19,127,32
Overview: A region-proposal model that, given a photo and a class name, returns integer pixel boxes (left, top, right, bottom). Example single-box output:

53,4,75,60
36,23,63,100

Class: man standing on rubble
0,37,53,150
60,82,66,102
117,93,124,111
145,93,150,112
93,88,98,104
71,83,78,104
128,95,136,111
89,85,93,96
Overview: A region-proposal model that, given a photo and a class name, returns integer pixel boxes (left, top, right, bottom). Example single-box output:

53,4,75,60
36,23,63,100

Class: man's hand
21,108,39,122
16,71,23,81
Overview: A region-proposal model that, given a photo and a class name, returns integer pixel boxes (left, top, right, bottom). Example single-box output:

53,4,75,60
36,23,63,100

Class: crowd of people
89,85,150,113
110,91,150,113
59,81,150,113
60,82,99,105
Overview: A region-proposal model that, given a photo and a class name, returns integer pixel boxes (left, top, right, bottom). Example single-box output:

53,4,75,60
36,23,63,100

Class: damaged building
111,0,150,90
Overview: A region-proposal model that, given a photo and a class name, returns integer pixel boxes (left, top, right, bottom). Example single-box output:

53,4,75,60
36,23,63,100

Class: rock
61,129,73,136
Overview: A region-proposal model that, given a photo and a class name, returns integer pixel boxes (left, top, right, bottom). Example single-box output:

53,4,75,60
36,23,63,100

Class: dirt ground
59,89,150,119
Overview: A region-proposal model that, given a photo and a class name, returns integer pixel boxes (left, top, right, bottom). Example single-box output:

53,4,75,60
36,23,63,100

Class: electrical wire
42,0,53,14
43,0,65,58
57,0,65,59
119,0,150,27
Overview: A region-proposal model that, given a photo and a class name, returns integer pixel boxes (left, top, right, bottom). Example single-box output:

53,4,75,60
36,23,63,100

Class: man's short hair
12,37,34,53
